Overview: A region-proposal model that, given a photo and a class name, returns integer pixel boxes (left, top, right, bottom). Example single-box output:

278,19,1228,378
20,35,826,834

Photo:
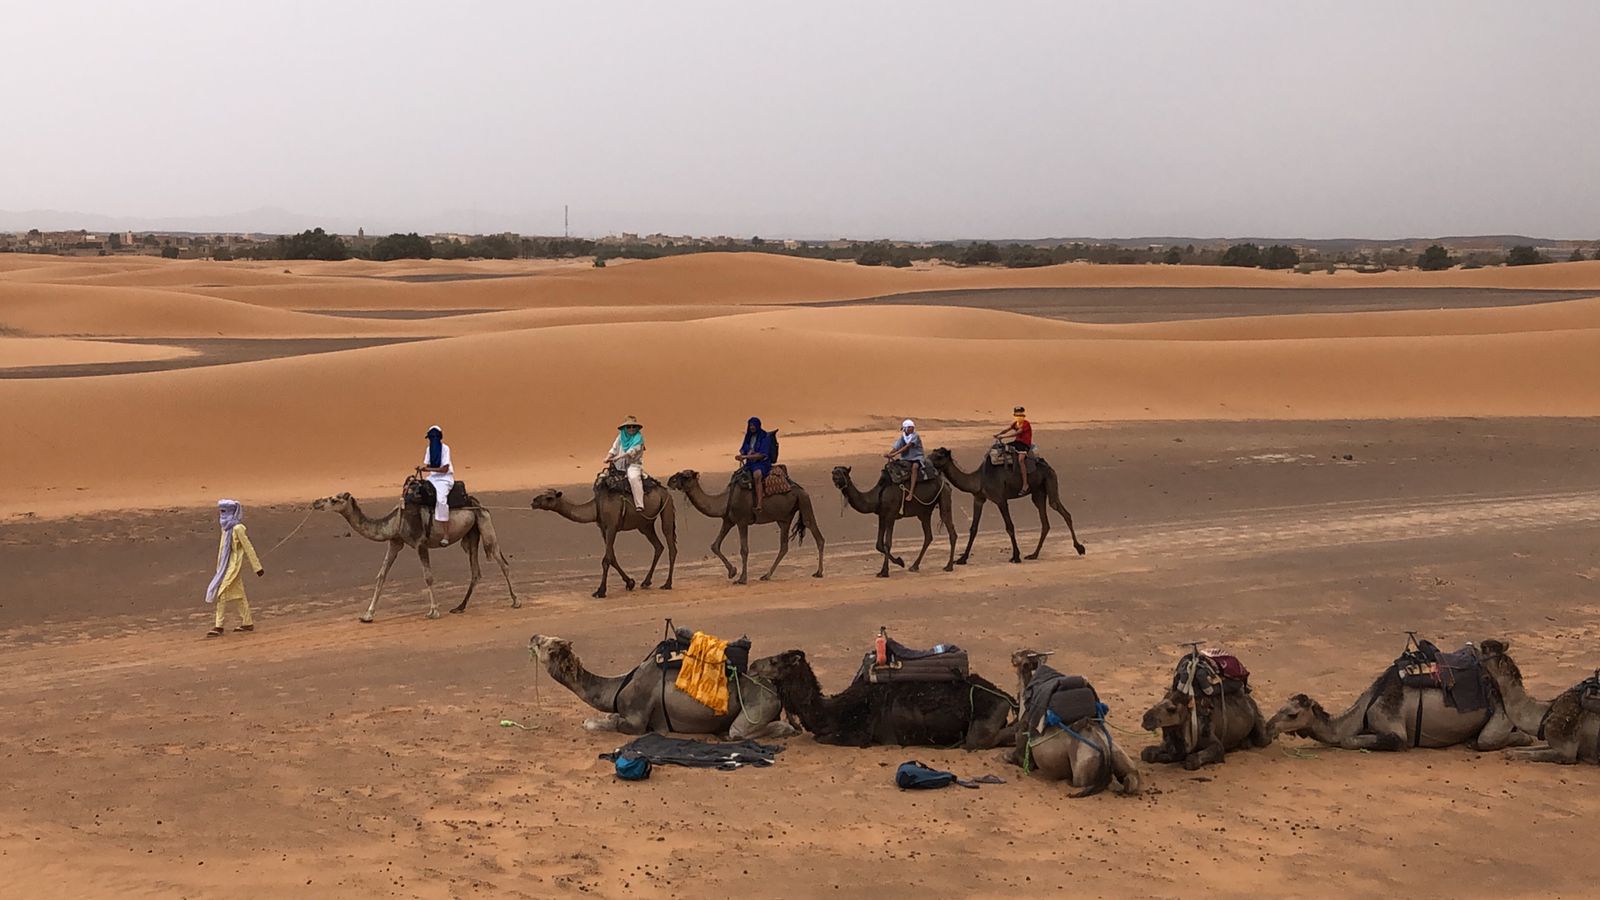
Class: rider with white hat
884,418,924,494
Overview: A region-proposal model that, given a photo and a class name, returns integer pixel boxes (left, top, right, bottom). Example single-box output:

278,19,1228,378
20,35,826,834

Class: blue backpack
895,760,956,789
614,751,652,781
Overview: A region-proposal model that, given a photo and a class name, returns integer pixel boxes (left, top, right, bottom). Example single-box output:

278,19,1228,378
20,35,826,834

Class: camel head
1141,689,1193,731
1265,693,1323,740
1476,638,1523,686
928,447,953,469
528,489,564,510
1010,648,1053,681
829,466,853,491
528,634,578,677
748,649,807,683
666,469,699,491
311,492,354,513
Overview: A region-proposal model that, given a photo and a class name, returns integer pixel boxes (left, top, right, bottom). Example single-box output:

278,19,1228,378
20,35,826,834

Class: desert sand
3,253,1600,898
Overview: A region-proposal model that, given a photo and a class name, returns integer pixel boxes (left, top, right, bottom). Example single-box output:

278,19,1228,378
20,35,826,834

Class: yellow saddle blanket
674,631,731,715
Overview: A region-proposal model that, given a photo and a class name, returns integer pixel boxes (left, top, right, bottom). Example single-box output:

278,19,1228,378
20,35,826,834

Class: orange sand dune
6,300,1599,516
0,337,193,369
0,282,436,338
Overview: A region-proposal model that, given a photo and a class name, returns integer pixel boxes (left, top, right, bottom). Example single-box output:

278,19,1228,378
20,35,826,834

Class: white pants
614,463,645,509
427,474,454,523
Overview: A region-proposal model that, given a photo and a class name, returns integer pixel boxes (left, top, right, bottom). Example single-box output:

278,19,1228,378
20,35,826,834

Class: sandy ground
4,254,1600,898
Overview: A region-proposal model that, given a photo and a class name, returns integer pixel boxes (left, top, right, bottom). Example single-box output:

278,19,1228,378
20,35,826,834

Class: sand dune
6,300,1599,516
0,337,193,370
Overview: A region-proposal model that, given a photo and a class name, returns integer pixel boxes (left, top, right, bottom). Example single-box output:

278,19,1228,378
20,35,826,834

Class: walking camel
667,469,824,583
529,486,677,598
311,491,518,622
831,465,956,577
926,446,1085,565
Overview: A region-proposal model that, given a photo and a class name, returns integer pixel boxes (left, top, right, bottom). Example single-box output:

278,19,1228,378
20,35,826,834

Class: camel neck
936,455,983,493
544,498,598,525
549,653,632,712
343,498,399,541
1489,669,1550,733
778,663,833,734
837,476,879,514
682,478,730,518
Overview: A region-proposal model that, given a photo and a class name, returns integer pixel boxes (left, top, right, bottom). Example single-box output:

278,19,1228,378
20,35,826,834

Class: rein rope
264,506,317,555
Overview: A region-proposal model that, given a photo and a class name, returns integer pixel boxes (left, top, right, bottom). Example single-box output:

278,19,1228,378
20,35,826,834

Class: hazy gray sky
6,1,1598,238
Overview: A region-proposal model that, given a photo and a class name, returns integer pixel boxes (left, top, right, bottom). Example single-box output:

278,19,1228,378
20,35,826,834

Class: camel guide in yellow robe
205,499,264,637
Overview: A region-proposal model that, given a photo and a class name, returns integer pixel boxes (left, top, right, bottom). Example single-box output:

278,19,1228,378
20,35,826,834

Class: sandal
234,624,254,633
206,627,224,637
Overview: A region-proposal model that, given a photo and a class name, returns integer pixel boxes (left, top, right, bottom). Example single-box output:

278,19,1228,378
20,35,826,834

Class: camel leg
596,526,627,599
796,494,824,578
1026,493,1051,560
659,500,676,590
450,530,481,614
639,522,663,588
957,496,986,565
1184,734,1227,770
1047,477,1087,555
1505,741,1581,764
1109,741,1143,794
1248,707,1273,748
479,520,519,608
997,500,1022,564
876,518,895,578
908,512,933,573
710,520,737,579
361,540,403,623
940,495,956,571
734,522,751,585
760,519,790,582
1473,707,1533,750
416,546,441,619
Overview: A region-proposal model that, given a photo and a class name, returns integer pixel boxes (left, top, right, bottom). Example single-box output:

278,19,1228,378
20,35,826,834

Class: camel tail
792,506,808,546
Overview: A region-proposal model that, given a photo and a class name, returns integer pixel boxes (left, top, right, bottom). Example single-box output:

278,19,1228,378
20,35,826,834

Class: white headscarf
902,419,915,430
204,499,243,604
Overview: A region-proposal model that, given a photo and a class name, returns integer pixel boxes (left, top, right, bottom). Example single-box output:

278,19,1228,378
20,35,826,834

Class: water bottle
875,631,888,666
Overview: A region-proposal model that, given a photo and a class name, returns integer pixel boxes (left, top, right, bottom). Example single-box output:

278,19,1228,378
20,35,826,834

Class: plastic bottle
875,631,889,666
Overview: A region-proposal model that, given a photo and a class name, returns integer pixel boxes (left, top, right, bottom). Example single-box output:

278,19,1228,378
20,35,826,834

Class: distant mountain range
0,208,1585,250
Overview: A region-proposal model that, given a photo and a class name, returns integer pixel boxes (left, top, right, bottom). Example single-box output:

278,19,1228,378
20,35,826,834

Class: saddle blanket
732,464,793,495
1394,639,1491,713
883,460,942,492
404,479,473,509
595,470,662,495
851,634,969,685
674,631,732,715
653,627,751,676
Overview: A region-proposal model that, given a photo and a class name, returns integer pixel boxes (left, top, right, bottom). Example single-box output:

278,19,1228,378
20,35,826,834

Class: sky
4,1,1598,239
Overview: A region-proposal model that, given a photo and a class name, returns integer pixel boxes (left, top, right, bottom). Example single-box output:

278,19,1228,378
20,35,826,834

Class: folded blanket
601,734,782,770
674,631,730,715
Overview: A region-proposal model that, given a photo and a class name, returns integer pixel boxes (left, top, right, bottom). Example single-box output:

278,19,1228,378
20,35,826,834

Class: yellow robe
674,631,731,715
213,525,262,627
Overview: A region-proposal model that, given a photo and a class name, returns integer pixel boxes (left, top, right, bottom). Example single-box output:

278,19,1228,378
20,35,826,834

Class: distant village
1,226,1593,271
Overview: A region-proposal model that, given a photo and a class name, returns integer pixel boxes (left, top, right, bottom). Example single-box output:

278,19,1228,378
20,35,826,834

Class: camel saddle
1578,671,1600,715
1022,664,1102,734
594,469,662,496
651,625,751,677
1172,650,1251,698
1392,637,1491,713
882,459,941,492
986,443,1038,470
852,633,969,685
402,476,474,510
730,464,793,496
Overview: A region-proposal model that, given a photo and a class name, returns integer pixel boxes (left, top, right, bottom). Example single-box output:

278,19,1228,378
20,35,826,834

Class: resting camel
529,486,676,598
1478,639,1600,764
830,465,955,577
748,649,1014,749
528,634,791,740
666,469,825,583
1266,656,1527,751
311,492,518,622
1003,650,1140,797
1140,654,1272,770
927,447,1085,565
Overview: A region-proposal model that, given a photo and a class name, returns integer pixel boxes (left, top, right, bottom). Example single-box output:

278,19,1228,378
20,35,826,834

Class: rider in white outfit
419,425,454,545
605,416,648,509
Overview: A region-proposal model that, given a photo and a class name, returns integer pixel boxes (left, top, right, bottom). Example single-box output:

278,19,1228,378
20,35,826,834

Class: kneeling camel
1478,639,1600,765
1003,650,1141,797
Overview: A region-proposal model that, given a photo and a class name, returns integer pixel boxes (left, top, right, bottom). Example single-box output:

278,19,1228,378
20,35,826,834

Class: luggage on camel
730,464,794,496
674,631,734,715
402,475,473,510
1022,664,1105,735
1171,647,1252,699
851,628,969,685
1391,634,1492,713
651,622,752,677
600,733,783,770
595,469,661,495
